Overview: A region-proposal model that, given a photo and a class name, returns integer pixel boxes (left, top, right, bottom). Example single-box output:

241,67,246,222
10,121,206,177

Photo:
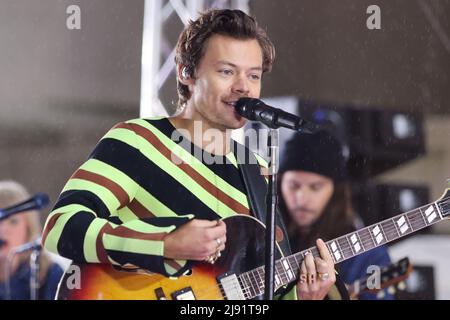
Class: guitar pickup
171,287,196,300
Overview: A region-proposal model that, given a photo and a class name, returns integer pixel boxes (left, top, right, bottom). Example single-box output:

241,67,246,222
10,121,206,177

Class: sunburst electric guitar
56,188,450,300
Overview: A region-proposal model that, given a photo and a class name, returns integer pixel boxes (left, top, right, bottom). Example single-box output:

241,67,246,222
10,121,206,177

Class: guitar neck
238,198,448,299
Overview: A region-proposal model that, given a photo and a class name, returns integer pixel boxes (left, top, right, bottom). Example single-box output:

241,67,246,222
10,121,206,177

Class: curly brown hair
175,9,275,107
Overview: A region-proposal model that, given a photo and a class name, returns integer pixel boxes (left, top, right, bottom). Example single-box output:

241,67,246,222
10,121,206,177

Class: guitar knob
377,290,385,299
388,286,396,295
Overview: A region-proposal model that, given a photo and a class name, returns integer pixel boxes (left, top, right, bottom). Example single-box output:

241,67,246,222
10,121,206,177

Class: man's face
185,34,263,131
281,171,334,229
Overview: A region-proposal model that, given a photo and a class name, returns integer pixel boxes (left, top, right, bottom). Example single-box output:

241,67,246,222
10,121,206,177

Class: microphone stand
29,246,42,300
235,98,319,299
4,242,42,300
264,128,279,300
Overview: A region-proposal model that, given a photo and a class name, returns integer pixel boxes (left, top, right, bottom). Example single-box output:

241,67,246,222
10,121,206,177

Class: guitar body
56,215,282,300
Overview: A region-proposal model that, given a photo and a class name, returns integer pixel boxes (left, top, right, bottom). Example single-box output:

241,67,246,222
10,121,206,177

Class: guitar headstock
381,257,413,284
376,258,413,299
437,188,450,220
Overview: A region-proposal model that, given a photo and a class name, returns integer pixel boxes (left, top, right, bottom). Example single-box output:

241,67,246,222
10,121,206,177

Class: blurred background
0,0,449,299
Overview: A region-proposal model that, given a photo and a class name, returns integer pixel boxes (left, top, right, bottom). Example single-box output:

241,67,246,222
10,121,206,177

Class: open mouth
222,100,244,121
223,100,237,108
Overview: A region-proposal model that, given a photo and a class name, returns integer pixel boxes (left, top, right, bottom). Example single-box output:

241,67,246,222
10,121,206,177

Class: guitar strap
232,140,292,257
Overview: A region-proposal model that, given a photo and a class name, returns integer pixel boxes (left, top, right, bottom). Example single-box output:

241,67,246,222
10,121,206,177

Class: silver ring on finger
317,272,330,281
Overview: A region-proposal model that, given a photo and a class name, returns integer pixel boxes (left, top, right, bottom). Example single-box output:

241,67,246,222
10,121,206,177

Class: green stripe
80,159,138,200
84,129,191,219
103,234,163,256
102,127,139,149
116,206,139,223
96,127,179,218
83,218,109,263
225,152,238,168
254,154,269,183
134,134,238,218
44,204,95,254
129,119,249,209
62,179,121,216
134,187,181,218
120,218,185,234
255,153,268,168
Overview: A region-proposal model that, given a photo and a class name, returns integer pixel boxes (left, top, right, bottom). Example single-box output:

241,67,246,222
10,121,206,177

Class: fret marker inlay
330,241,342,261
396,216,409,234
282,259,294,280
372,225,384,244
425,205,437,223
350,234,361,252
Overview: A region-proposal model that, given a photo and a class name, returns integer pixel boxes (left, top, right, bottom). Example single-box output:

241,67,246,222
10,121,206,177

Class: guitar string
183,197,450,299
234,197,450,297
229,197,450,299
244,197,450,298
315,198,450,260
324,210,433,259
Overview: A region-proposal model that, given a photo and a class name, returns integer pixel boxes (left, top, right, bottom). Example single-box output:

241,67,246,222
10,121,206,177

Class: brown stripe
107,225,167,242
164,259,183,272
125,122,250,215
72,169,130,209
111,122,127,130
127,198,156,219
41,212,64,246
96,223,114,263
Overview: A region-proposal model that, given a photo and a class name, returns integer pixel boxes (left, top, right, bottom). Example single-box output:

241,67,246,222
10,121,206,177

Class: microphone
13,237,42,254
0,193,49,221
235,97,323,133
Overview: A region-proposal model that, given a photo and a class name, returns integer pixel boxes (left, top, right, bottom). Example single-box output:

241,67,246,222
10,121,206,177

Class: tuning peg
397,281,406,291
388,286,396,295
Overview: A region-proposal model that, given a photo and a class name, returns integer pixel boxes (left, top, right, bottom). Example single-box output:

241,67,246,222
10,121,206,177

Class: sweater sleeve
42,122,193,277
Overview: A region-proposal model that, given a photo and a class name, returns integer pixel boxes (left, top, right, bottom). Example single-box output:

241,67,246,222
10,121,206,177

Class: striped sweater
42,117,274,279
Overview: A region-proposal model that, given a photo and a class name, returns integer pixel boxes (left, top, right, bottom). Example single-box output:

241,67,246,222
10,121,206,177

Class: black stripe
54,190,113,219
58,211,96,263
146,118,249,203
79,131,225,220
105,250,192,277
139,216,192,228
88,137,146,186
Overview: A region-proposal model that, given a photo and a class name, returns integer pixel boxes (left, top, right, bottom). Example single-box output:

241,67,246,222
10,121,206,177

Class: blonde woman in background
0,180,63,300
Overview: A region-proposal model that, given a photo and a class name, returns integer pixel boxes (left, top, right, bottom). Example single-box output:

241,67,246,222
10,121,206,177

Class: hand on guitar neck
164,219,337,300
296,239,337,300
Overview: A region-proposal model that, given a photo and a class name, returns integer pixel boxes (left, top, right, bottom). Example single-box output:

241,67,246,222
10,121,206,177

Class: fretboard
238,198,448,299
